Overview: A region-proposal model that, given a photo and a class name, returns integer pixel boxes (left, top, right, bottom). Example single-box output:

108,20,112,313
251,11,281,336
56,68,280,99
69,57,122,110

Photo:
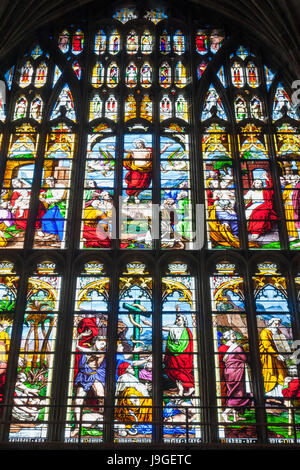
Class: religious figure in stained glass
19,62,34,88
250,96,263,120
124,95,137,121
14,96,28,120
253,262,300,441
234,96,248,121
108,30,120,55
34,125,75,249
246,62,259,88
34,62,47,88
280,167,300,245
0,263,18,415
160,131,192,249
273,85,298,121
218,330,252,423
210,262,257,440
58,30,70,53
161,263,201,443
126,31,139,55
51,85,76,121
30,96,43,122
174,62,187,88
202,86,227,121
140,63,152,87
160,96,172,121
89,95,102,121
231,62,244,88
107,63,119,88
123,136,152,204
36,176,67,243
125,63,138,88
92,62,105,88
0,125,38,248
2,1,300,448
65,262,109,442
95,30,106,54
160,62,171,88
195,30,209,55
81,133,115,249
105,95,118,121
173,30,185,55
9,262,61,441
141,30,153,54
72,30,84,55
114,262,153,441
160,31,171,54
243,167,279,246
210,29,225,53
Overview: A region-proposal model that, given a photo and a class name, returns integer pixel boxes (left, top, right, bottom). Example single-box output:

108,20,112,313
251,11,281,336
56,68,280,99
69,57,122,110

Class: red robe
73,317,99,381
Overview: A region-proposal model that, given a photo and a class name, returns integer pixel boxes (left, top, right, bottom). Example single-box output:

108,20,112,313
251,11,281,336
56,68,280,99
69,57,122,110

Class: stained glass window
202,86,227,121
160,125,193,249
80,129,115,249
65,261,109,443
108,30,120,55
0,262,19,416
58,30,70,53
95,30,106,55
0,1,300,449
162,262,201,443
114,262,153,442
276,123,300,249
9,261,61,441
33,124,75,249
92,62,105,88
253,262,300,443
51,85,76,121
210,262,257,442
0,124,38,248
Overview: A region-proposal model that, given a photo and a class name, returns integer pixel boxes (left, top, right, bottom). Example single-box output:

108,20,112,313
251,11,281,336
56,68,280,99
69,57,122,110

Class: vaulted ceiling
0,0,299,83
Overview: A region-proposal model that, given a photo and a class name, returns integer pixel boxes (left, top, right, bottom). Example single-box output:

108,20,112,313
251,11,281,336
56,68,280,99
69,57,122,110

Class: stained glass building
0,0,299,450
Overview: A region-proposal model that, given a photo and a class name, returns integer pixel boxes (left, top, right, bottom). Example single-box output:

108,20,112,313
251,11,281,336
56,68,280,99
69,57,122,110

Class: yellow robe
259,328,287,394
115,386,152,424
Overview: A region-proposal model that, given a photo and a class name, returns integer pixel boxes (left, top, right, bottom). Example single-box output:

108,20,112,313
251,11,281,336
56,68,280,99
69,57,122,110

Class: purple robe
223,345,251,408
292,182,300,229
